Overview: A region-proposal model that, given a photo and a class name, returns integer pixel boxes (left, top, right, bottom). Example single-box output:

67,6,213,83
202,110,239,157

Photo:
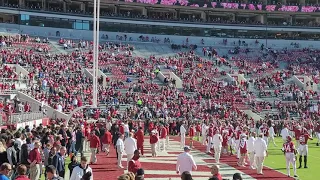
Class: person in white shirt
281,125,290,143
124,133,137,170
201,122,208,145
212,130,223,163
253,133,268,175
269,124,277,147
70,156,93,180
247,132,256,169
116,134,125,168
124,122,130,138
180,122,187,148
176,146,197,175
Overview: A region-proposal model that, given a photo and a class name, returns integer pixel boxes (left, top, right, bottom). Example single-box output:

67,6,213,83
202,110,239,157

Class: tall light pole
93,0,100,107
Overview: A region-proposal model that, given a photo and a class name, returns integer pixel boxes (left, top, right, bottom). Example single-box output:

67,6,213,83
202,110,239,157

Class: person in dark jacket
68,155,79,178
20,144,29,166
75,127,85,157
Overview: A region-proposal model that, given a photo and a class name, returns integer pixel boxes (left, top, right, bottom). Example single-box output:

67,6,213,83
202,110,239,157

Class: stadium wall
1,23,320,48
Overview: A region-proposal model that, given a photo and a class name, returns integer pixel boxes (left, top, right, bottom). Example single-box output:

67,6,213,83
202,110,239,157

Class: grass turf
264,137,320,180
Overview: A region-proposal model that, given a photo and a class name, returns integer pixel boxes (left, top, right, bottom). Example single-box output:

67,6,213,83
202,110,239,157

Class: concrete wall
293,75,317,91
1,23,320,49
16,91,68,119
84,68,107,87
242,110,262,121
169,72,183,89
157,71,166,82
5,64,30,77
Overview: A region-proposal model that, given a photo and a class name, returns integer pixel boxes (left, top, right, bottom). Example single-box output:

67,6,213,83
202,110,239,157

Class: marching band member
282,136,298,178
259,123,269,146
201,122,208,145
254,133,267,175
221,130,229,154
247,132,256,169
212,129,223,163
238,134,247,167
268,124,277,147
159,124,167,152
189,124,196,148
206,124,214,154
180,121,187,148
298,128,313,169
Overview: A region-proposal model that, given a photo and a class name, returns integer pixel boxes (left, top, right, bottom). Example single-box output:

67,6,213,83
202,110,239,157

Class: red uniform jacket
189,126,195,137
102,131,112,144
196,124,201,132
160,127,167,139
128,157,142,174
119,125,124,135
208,127,214,137
150,134,158,144
135,129,144,146
89,134,101,148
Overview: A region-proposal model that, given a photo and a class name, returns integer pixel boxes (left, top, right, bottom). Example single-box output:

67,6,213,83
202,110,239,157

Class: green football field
264,136,320,180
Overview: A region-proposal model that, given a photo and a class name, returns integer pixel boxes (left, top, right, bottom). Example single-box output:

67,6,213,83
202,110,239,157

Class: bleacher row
0,33,320,126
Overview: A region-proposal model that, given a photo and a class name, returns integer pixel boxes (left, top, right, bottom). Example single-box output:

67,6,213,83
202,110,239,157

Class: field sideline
264,137,320,180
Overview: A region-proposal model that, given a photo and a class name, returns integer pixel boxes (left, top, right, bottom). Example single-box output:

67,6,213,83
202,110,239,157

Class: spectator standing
102,130,112,156
0,142,8,165
52,146,66,178
70,156,93,180
134,127,144,156
247,132,256,169
75,127,85,157
68,155,79,178
210,164,222,180
176,146,197,175
89,130,100,164
149,130,158,157
253,133,268,175
116,134,125,169
14,164,30,180
124,133,137,170
45,165,63,180
28,141,42,180
0,163,11,180
180,122,187,148
128,150,142,174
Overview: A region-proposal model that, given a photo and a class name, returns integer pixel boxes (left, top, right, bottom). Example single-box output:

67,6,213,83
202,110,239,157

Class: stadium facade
0,0,320,45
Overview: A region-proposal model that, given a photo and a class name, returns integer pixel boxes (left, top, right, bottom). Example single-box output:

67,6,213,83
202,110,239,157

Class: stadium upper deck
1,0,320,40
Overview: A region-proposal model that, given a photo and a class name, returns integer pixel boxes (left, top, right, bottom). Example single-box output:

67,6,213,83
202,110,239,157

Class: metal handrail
7,112,45,125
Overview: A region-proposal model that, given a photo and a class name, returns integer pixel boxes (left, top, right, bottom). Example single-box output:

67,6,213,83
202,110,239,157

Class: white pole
95,0,100,106
93,0,97,107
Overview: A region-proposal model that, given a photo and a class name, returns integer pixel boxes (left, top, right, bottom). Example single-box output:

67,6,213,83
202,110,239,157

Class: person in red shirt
196,123,201,141
210,164,223,180
102,130,112,156
128,150,142,174
189,124,195,148
15,164,30,180
150,131,158,157
282,136,298,178
135,127,144,156
315,122,320,146
89,130,100,164
28,141,42,180
298,130,313,169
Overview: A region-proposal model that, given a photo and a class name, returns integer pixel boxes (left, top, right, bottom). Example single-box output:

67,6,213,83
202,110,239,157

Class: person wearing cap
134,127,144,156
149,130,158,157
176,146,197,175
253,133,267,175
